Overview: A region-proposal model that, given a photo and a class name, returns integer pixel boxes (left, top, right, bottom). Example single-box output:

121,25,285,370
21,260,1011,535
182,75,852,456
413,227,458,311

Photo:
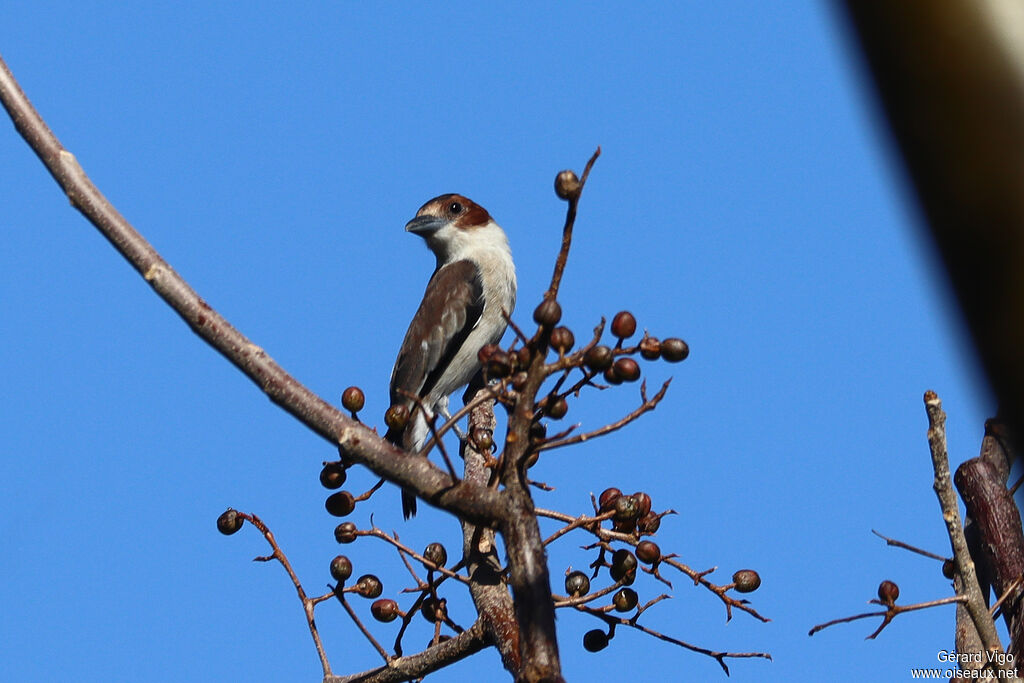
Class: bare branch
809,595,967,639
535,379,671,453
0,53,505,524
545,147,601,301
234,512,332,677
871,529,948,562
573,602,771,675
326,620,490,683
924,391,1004,653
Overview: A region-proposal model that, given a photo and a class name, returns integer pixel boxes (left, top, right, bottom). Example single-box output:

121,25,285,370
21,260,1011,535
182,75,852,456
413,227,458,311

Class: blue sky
0,3,999,681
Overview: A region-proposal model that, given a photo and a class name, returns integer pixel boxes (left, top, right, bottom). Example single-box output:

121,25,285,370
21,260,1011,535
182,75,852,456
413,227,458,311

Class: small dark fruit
565,570,591,597
613,587,638,612
636,540,661,564
877,579,899,605
533,299,562,327
610,549,638,583
334,521,358,544
611,311,637,339
613,357,640,382
555,170,581,200
341,386,365,413
637,512,661,534
546,396,569,420
423,542,448,569
584,345,614,371
371,598,400,623
583,629,609,652
325,490,356,517
330,555,353,582
733,569,762,594
384,404,410,431
356,574,383,598
598,487,622,512
217,508,243,535
639,336,661,360
319,462,347,490
661,338,689,362
550,326,575,353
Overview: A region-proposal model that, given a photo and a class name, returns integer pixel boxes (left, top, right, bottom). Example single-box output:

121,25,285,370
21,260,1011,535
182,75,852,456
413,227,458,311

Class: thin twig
991,574,1024,616
334,589,391,662
358,527,471,585
545,147,601,301
573,603,771,675
808,595,967,638
542,511,615,546
871,529,947,561
238,512,332,677
536,379,671,452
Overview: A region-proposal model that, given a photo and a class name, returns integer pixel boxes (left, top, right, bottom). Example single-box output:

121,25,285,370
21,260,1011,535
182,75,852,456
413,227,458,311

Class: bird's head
405,194,509,265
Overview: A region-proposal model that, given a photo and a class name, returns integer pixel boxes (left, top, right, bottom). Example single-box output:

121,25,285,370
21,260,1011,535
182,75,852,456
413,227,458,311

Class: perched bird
386,194,517,518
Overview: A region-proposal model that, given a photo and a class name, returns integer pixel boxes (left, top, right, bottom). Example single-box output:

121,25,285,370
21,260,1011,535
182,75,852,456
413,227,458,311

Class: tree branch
924,391,1004,653
0,52,504,524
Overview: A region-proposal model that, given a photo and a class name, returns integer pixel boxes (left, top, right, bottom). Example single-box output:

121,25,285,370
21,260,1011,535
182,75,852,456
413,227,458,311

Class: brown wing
389,259,484,408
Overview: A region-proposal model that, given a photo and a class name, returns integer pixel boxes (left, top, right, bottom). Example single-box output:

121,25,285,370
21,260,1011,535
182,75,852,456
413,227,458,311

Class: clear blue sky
0,3,998,681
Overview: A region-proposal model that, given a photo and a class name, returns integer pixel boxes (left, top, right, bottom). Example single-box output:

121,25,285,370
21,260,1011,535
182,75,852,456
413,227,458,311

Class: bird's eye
449,202,463,214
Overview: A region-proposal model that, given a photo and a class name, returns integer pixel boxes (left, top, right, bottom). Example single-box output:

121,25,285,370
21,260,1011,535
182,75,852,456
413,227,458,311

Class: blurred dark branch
0,53,504,524
839,1,1024,438
955,420,1024,658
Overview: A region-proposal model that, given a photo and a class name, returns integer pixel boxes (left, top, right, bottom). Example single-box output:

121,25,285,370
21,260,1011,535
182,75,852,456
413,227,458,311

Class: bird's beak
405,216,447,235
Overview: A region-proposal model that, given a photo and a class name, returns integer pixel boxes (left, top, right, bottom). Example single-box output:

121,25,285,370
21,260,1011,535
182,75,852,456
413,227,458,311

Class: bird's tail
385,421,419,519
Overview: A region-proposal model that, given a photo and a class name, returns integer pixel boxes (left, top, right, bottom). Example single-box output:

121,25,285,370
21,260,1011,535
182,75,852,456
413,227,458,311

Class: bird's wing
389,259,484,406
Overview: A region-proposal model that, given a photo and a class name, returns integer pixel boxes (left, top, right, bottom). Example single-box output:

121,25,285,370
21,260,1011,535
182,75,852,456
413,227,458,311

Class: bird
386,194,517,518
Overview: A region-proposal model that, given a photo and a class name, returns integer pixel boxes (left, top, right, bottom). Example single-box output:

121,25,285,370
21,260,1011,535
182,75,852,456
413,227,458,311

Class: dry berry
334,521,358,544
613,587,638,612
550,326,575,353
217,509,243,535
485,350,512,378
319,462,347,490
637,512,661,534
613,357,640,382
661,338,689,362
733,569,762,593
421,597,446,623
632,492,652,518
325,490,355,517
371,599,400,623
877,580,899,605
611,311,637,339
356,574,383,598
546,396,569,420
384,404,410,431
583,629,609,652
610,549,638,583
565,571,590,597
636,540,661,564
341,386,365,413
584,345,613,372
423,542,448,569
639,336,661,360
598,487,622,512
555,170,581,200
533,299,562,327
330,555,353,582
